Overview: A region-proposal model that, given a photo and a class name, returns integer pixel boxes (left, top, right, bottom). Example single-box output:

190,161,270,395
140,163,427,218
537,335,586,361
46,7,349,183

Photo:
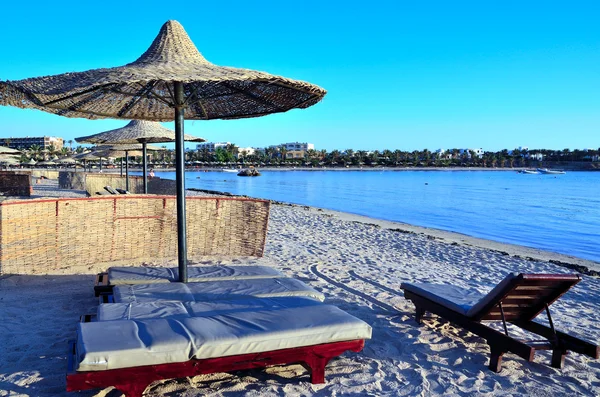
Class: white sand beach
1,181,599,396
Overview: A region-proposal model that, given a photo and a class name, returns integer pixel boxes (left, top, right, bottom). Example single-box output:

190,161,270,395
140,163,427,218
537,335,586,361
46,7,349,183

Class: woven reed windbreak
85,174,145,195
0,196,270,275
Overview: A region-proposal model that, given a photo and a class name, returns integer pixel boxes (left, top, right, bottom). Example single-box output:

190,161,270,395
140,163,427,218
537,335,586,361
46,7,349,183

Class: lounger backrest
473,274,581,321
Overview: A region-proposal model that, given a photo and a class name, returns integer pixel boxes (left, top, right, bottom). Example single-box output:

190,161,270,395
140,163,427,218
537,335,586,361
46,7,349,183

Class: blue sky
0,1,599,152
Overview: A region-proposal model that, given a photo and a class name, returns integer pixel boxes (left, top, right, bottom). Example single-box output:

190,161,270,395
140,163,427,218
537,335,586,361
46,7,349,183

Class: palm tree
226,143,238,158
279,146,288,162
28,144,42,161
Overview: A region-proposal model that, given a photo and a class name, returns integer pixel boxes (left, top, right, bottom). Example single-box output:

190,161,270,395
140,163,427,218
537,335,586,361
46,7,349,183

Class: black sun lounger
401,273,599,372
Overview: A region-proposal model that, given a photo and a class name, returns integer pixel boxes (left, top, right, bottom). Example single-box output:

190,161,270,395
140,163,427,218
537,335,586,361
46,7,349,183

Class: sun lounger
104,186,119,194
97,296,323,321
94,265,285,296
67,304,372,396
401,273,599,372
110,277,325,304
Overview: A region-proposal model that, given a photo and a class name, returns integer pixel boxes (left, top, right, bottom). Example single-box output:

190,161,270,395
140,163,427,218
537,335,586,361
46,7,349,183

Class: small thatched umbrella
0,20,326,282
0,155,20,169
93,143,165,189
0,146,21,155
76,120,202,193
73,151,100,172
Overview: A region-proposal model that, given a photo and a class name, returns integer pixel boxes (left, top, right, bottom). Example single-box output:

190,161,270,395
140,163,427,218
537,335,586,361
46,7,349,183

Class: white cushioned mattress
108,265,283,285
112,278,325,303
77,304,372,371
98,297,324,321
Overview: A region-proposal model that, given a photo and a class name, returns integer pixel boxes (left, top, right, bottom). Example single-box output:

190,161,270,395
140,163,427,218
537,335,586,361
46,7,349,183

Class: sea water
143,170,600,262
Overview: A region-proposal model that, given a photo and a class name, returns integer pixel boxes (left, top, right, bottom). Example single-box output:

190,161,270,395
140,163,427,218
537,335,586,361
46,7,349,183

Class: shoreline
187,187,600,274
18,179,600,275
20,166,600,173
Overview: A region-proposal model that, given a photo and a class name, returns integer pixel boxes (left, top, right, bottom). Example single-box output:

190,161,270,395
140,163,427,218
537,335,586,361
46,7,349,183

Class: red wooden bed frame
67,339,365,397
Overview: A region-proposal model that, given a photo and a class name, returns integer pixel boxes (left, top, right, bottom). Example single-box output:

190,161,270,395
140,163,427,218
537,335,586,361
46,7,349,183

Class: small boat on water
222,169,238,173
537,168,566,175
519,169,539,174
238,168,261,177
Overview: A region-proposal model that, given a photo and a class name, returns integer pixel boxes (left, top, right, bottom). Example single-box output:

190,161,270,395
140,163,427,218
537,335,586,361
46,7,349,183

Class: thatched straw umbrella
0,146,21,155
73,151,101,172
76,120,203,193
93,142,164,189
0,20,326,282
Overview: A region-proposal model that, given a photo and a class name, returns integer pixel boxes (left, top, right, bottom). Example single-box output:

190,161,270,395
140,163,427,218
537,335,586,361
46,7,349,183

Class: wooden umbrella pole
142,142,148,193
174,81,188,283
120,158,123,176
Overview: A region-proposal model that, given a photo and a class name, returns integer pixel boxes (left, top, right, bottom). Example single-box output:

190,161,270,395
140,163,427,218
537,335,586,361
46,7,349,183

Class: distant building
459,148,484,158
0,136,64,150
527,152,544,161
269,142,315,159
236,147,255,158
196,142,230,152
435,149,452,160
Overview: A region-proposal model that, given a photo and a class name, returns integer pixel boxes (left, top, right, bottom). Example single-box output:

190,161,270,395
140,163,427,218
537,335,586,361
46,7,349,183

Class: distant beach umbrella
0,146,21,155
0,155,20,168
55,156,77,163
76,120,204,193
91,143,164,188
0,20,326,282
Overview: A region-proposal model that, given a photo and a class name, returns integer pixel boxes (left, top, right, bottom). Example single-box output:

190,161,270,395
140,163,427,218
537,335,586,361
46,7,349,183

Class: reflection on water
143,170,600,262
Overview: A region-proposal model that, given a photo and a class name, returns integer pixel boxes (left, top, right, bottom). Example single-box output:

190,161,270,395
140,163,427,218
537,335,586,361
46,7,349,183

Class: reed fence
0,196,269,275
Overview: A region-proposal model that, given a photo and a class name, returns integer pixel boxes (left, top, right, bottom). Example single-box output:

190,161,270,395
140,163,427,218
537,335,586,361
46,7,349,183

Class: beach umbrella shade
92,143,164,188
76,120,204,193
0,155,20,168
0,20,326,282
73,151,101,172
0,146,21,155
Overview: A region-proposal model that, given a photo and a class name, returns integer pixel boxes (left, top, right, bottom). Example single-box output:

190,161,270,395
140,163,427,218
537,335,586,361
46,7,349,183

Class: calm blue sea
143,170,600,263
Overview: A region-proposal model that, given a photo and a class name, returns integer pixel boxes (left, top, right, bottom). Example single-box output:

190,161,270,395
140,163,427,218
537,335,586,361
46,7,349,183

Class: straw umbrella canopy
76,120,202,193
92,143,165,188
0,155,20,168
0,20,326,282
55,156,77,163
73,151,101,172
0,146,21,155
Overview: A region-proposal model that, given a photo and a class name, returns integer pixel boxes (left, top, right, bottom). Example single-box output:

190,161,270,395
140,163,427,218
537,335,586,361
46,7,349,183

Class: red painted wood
67,339,365,397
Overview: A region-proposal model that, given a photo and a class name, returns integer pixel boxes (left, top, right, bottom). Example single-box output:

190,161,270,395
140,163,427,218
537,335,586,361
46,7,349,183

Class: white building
459,148,484,158
268,142,315,159
197,142,230,152
434,149,452,160
236,147,255,157
270,142,315,152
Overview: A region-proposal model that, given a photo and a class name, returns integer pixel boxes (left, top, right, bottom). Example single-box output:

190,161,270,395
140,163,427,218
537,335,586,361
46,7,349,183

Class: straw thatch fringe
0,21,326,122
0,196,269,275
77,121,204,144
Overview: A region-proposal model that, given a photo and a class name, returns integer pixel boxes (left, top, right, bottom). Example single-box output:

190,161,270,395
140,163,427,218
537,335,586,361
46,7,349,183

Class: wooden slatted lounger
401,273,599,372
67,302,372,397
94,265,284,296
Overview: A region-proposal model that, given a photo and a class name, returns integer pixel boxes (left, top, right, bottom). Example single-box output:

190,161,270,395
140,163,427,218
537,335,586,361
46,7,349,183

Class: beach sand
1,180,599,396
